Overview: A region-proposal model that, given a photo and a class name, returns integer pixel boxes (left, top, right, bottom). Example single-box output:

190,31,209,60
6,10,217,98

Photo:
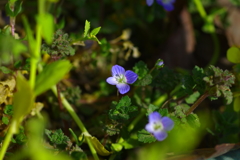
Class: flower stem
51,86,99,160
185,92,209,116
0,120,16,160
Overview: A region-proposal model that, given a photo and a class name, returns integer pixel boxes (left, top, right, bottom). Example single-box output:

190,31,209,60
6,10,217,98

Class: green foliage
109,96,138,123
204,65,235,104
4,105,13,115
152,67,181,93
41,29,75,57
45,129,70,147
34,60,72,96
133,61,152,86
38,13,54,44
137,129,156,143
2,116,9,125
146,104,158,115
0,66,12,74
83,20,101,44
0,34,27,64
12,127,27,144
186,114,201,128
227,47,240,64
12,74,34,133
233,96,240,112
5,1,23,17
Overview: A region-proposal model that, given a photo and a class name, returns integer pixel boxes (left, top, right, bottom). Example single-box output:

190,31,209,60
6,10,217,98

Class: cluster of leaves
106,96,138,136
41,29,75,57
45,129,70,149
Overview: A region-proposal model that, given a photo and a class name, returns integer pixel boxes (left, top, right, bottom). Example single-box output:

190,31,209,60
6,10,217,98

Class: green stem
193,0,207,19
51,86,99,160
0,121,15,160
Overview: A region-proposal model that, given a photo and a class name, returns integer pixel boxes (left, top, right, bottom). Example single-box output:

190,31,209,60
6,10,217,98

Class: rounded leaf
227,47,240,64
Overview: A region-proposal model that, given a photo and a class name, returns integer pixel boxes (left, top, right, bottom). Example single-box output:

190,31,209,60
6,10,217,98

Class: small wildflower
155,59,164,69
146,0,176,11
106,65,138,94
145,112,174,141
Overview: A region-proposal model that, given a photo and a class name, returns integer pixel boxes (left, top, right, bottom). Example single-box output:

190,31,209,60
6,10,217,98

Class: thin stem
0,121,15,160
193,0,207,19
51,86,99,160
185,92,209,116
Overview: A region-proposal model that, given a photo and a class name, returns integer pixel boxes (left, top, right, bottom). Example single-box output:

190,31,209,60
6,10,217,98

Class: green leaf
5,1,23,17
90,27,101,36
0,34,27,64
22,16,36,56
135,74,152,86
38,13,54,44
0,66,12,74
2,116,9,125
34,60,72,96
133,61,149,79
146,104,158,115
84,20,90,37
185,92,200,104
12,74,34,133
45,129,70,146
227,47,240,64
158,108,168,117
186,114,201,128
233,96,240,112
81,134,112,156
137,129,156,143
4,105,13,115
109,96,137,122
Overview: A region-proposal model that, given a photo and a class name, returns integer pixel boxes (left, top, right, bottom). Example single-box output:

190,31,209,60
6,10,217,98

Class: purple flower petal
125,70,138,84
145,123,155,133
116,83,130,94
106,77,118,85
112,65,125,77
153,130,167,141
161,117,174,131
146,0,154,6
149,111,162,122
156,0,175,11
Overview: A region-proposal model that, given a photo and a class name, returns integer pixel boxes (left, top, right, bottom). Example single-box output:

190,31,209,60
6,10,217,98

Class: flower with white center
106,65,138,94
145,111,174,141
146,0,176,11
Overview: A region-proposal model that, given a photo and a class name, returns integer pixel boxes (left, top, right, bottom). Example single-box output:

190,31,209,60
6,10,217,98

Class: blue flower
145,111,174,141
106,65,138,94
146,0,176,11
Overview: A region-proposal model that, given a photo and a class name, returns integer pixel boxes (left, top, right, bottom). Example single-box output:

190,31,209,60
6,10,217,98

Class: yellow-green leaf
227,47,240,64
34,60,72,96
12,74,34,133
38,13,54,44
233,96,240,112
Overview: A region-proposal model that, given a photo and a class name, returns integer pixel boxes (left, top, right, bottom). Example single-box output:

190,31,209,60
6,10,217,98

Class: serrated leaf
137,129,156,143
227,47,240,64
158,108,168,117
34,60,72,96
90,27,101,36
135,74,152,86
133,61,149,79
84,20,90,37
